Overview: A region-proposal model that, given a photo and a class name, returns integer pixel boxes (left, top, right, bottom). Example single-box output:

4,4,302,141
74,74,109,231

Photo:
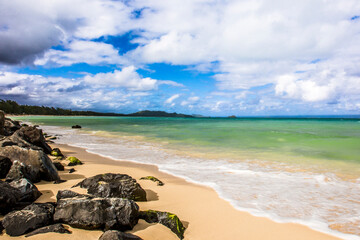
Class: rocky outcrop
9,178,42,202
25,223,71,237
0,146,60,182
99,230,143,240
139,210,185,239
4,118,21,136
73,173,146,201
16,126,52,154
2,203,55,236
6,160,37,182
140,176,164,186
54,197,139,231
56,190,92,201
0,155,12,178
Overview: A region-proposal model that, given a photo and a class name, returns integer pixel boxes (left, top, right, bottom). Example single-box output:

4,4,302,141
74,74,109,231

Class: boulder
0,146,60,182
6,160,38,182
51,148,63,157
0,220,3,233
53,161,64,171
72,125,82,129
139,210,185,239
0,110,5,135
0,155,12,178
25,223,71,237
99,230,143,240
0,180,21,214
140,176,164,186
9,178,42,202
54,197,139,231
56,190,92,201
2,203,55,236
73,173,146,201
4,118,21,136
16,126,52,154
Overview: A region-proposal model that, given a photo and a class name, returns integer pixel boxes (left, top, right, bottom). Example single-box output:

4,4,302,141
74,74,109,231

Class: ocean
14,116,360,239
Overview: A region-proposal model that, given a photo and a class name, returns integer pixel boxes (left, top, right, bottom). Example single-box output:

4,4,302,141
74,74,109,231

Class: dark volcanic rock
0,146,60,182
53,161,64,171
0,155,12,178
56,190,91,201
9,178,42,202
4,118,21,136
0,180,21,214
69,168,75,173
0,110,5,135
73,173,146,201
99,230,143,240
2,203,55,236
0,220,3,233
6,160,37,182
139,210,185,239
16,126,52,154
54,197,139,231
72,125,82,129
25,223,71,237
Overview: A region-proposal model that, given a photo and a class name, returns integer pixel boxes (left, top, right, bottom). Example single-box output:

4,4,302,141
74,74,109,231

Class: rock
9,178,42,202
54,197,139,231
51,148,63,157
53,161,64,171
53,179,67,184
0,181,21,214
16,126,52,154
99,230,143,240
73,173,146,201
139,210,185,239
140,176,164,186
67,156,82,166
56,190,91,201
0,220,3,233
0,146,60,182
4,118,21,136
72,125,82,129
0,155,12,178
25,223,71,237
0,110,5,135
2,203,55,236
6,160,37,182
69,168,75,173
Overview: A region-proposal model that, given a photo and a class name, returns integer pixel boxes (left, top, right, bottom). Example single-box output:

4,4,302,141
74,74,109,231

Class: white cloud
165,94,180,104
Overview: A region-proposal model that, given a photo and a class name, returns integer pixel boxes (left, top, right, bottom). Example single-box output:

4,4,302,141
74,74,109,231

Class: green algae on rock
140,176,164,186
66,156,82,166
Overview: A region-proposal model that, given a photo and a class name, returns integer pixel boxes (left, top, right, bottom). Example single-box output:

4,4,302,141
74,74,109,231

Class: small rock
73,173,146,201
99,230,143,240
51,148,63,157
72,125,82,129
69,168,75,173
9,178,42,202
53,161,64,171
54,179,67,184
139,210,185,239
140,176,164,186
2,203,55,236
25,223,71,237
0,155,12,178
67,156,82,166
54,197,139,231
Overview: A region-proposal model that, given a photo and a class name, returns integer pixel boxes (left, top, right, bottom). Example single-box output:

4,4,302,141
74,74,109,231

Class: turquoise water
14,116,360,239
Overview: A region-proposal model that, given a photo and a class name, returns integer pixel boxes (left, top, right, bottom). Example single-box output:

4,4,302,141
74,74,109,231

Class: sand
1,143,341,240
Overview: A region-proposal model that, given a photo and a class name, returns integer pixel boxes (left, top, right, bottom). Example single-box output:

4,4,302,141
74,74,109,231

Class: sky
1,0,360,116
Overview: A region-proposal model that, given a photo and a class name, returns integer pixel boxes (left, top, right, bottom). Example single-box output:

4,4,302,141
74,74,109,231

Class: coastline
2,142,343,240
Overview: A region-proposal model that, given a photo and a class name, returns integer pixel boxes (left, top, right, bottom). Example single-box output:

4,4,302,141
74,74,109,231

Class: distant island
0,99,193,118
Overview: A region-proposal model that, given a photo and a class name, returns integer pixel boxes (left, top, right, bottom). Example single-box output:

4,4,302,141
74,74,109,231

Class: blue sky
1,0,360,116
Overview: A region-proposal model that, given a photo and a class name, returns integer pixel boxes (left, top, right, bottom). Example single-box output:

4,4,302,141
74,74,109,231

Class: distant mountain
128,110,193,118
0,99,193,118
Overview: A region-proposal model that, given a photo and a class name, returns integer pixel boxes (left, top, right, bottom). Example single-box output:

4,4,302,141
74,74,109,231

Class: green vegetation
140,176,164,186
66,156,82,165
0,99,193,117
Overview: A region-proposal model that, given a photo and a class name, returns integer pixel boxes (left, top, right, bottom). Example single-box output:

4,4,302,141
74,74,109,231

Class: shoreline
1,142,343,240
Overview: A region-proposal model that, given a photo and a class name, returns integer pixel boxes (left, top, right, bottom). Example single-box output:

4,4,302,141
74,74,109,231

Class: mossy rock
139,210,185,239
51,148,63,157
66,156,82,166
140,176,164,186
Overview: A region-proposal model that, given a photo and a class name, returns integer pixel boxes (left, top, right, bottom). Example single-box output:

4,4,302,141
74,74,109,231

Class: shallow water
15,116,360,239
